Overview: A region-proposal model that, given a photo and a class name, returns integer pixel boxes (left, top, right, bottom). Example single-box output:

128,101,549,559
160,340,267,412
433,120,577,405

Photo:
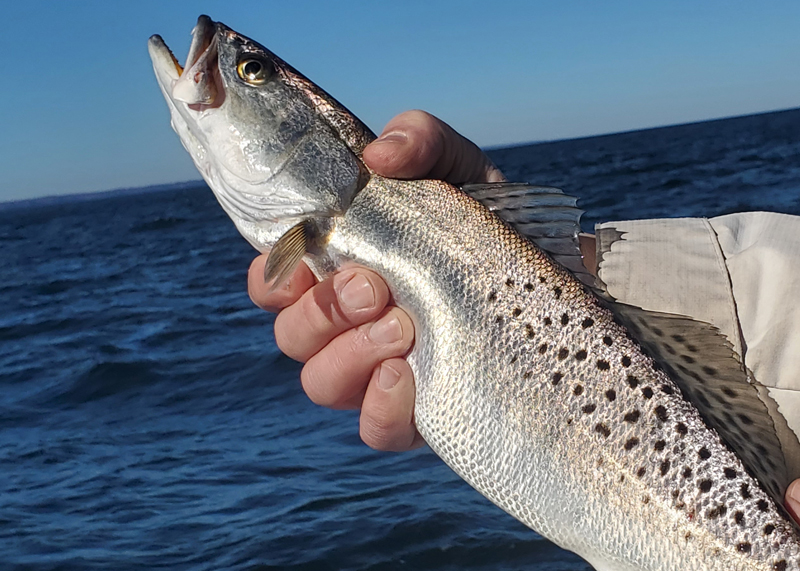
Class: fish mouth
148,15,224,109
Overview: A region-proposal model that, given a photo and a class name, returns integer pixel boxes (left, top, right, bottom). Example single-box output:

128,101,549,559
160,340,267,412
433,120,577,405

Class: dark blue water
2,109,799,571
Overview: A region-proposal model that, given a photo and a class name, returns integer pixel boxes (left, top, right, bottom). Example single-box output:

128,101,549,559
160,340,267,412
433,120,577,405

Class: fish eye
237,58,269,85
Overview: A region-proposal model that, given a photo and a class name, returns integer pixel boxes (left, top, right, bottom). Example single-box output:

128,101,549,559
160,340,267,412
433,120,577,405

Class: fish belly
323,177,800,571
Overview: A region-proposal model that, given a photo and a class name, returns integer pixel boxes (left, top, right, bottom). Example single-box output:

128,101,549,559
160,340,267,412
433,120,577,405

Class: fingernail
339,273,375,310
374,131,407,145
368,312,403,344
786,481,800,521
377,362,401,390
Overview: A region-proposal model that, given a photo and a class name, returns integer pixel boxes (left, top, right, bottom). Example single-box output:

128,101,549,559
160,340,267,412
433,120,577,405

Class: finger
360,358,425,451
274,268,391,362
300,308,415,409
363,110,506,184
248,255,317,313
785,479,800,523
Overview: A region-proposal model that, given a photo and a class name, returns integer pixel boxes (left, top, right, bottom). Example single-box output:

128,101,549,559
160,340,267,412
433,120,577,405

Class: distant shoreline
4,106,797,209
0,181,209,212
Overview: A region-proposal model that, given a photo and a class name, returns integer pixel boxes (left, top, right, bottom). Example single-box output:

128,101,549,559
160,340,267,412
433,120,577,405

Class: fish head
148,15,375,251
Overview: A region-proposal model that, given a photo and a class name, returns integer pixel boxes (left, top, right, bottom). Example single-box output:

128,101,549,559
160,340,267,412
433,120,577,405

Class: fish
149,15,800,571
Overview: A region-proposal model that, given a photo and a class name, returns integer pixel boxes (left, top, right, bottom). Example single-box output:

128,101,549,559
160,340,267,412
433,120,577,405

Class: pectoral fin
264,220,314,292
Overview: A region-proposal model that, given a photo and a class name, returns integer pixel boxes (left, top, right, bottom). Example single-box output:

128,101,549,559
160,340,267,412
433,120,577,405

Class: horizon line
5,105,798,208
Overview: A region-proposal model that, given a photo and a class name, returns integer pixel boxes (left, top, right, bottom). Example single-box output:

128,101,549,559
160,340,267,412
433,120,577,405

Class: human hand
248,110,504,451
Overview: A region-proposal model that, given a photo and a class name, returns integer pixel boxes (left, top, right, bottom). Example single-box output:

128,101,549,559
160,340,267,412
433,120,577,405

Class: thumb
363,110,505,184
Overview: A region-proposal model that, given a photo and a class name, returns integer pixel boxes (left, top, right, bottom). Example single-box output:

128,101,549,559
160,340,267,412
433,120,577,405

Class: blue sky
1,1,798,202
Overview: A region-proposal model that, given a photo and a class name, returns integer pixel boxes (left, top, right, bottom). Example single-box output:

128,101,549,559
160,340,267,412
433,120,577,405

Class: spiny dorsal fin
461,183,595,287
264,220,313,292
610,303,798,504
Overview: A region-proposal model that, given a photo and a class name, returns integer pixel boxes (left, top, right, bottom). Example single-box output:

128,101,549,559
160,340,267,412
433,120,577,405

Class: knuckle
300,362,335,407
273,312,306,361
359,409,413,452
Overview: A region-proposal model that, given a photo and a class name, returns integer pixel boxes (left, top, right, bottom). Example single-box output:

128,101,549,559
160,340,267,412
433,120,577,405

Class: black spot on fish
595,423,611,438
538,343,548,354
524,282,533,291
723,388,737,398
552,372,563,385
627,375,639,388
699,479,713,493
624,437,639,450
623,410,640,423
487,291,497,302
581,318,594,329
707,504,727,519
661,384,674,395
652,327,664,337
654,405,668,422
724,468,737,479
554,287,562,299
702,366,717,376
575,350,587,361
596,359,610,371
525,324,535,339
686,344,698,353
664,345,677,355
764,524,776,536
512,308,522,317
739,414,754,425
774,561,787,571
736,543,751,554
676,423,688,436
698,447,711,460
603,336,613,346
660,460,670,475
543,317,552,326
682,467,693,479
505,278,515,287
582,404,596,414
557,348,569,360
605,389,616,402
621,355,631,367
495,316,504,324
741,483,752,499
654,440,666,451
636,467,646,478
734,510,745,525
641,387,653,399
538,276,546,283
757,499,769,512
573,385,584,396
681,354,695,364
672,334,685,343
560,313,569,326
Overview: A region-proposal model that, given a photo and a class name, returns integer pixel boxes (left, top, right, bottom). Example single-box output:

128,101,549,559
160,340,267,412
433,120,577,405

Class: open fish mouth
148,15,223,109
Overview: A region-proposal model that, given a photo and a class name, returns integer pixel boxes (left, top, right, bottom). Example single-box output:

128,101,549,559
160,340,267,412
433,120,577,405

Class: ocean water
1,108,799,571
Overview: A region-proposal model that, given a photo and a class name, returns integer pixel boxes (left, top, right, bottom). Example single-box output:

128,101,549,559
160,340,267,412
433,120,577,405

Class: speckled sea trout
149,15,800,571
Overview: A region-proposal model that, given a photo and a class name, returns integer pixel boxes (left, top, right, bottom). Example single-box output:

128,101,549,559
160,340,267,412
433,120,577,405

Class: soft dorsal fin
608,304,797,504
594,227,800,502
461,183,595,287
